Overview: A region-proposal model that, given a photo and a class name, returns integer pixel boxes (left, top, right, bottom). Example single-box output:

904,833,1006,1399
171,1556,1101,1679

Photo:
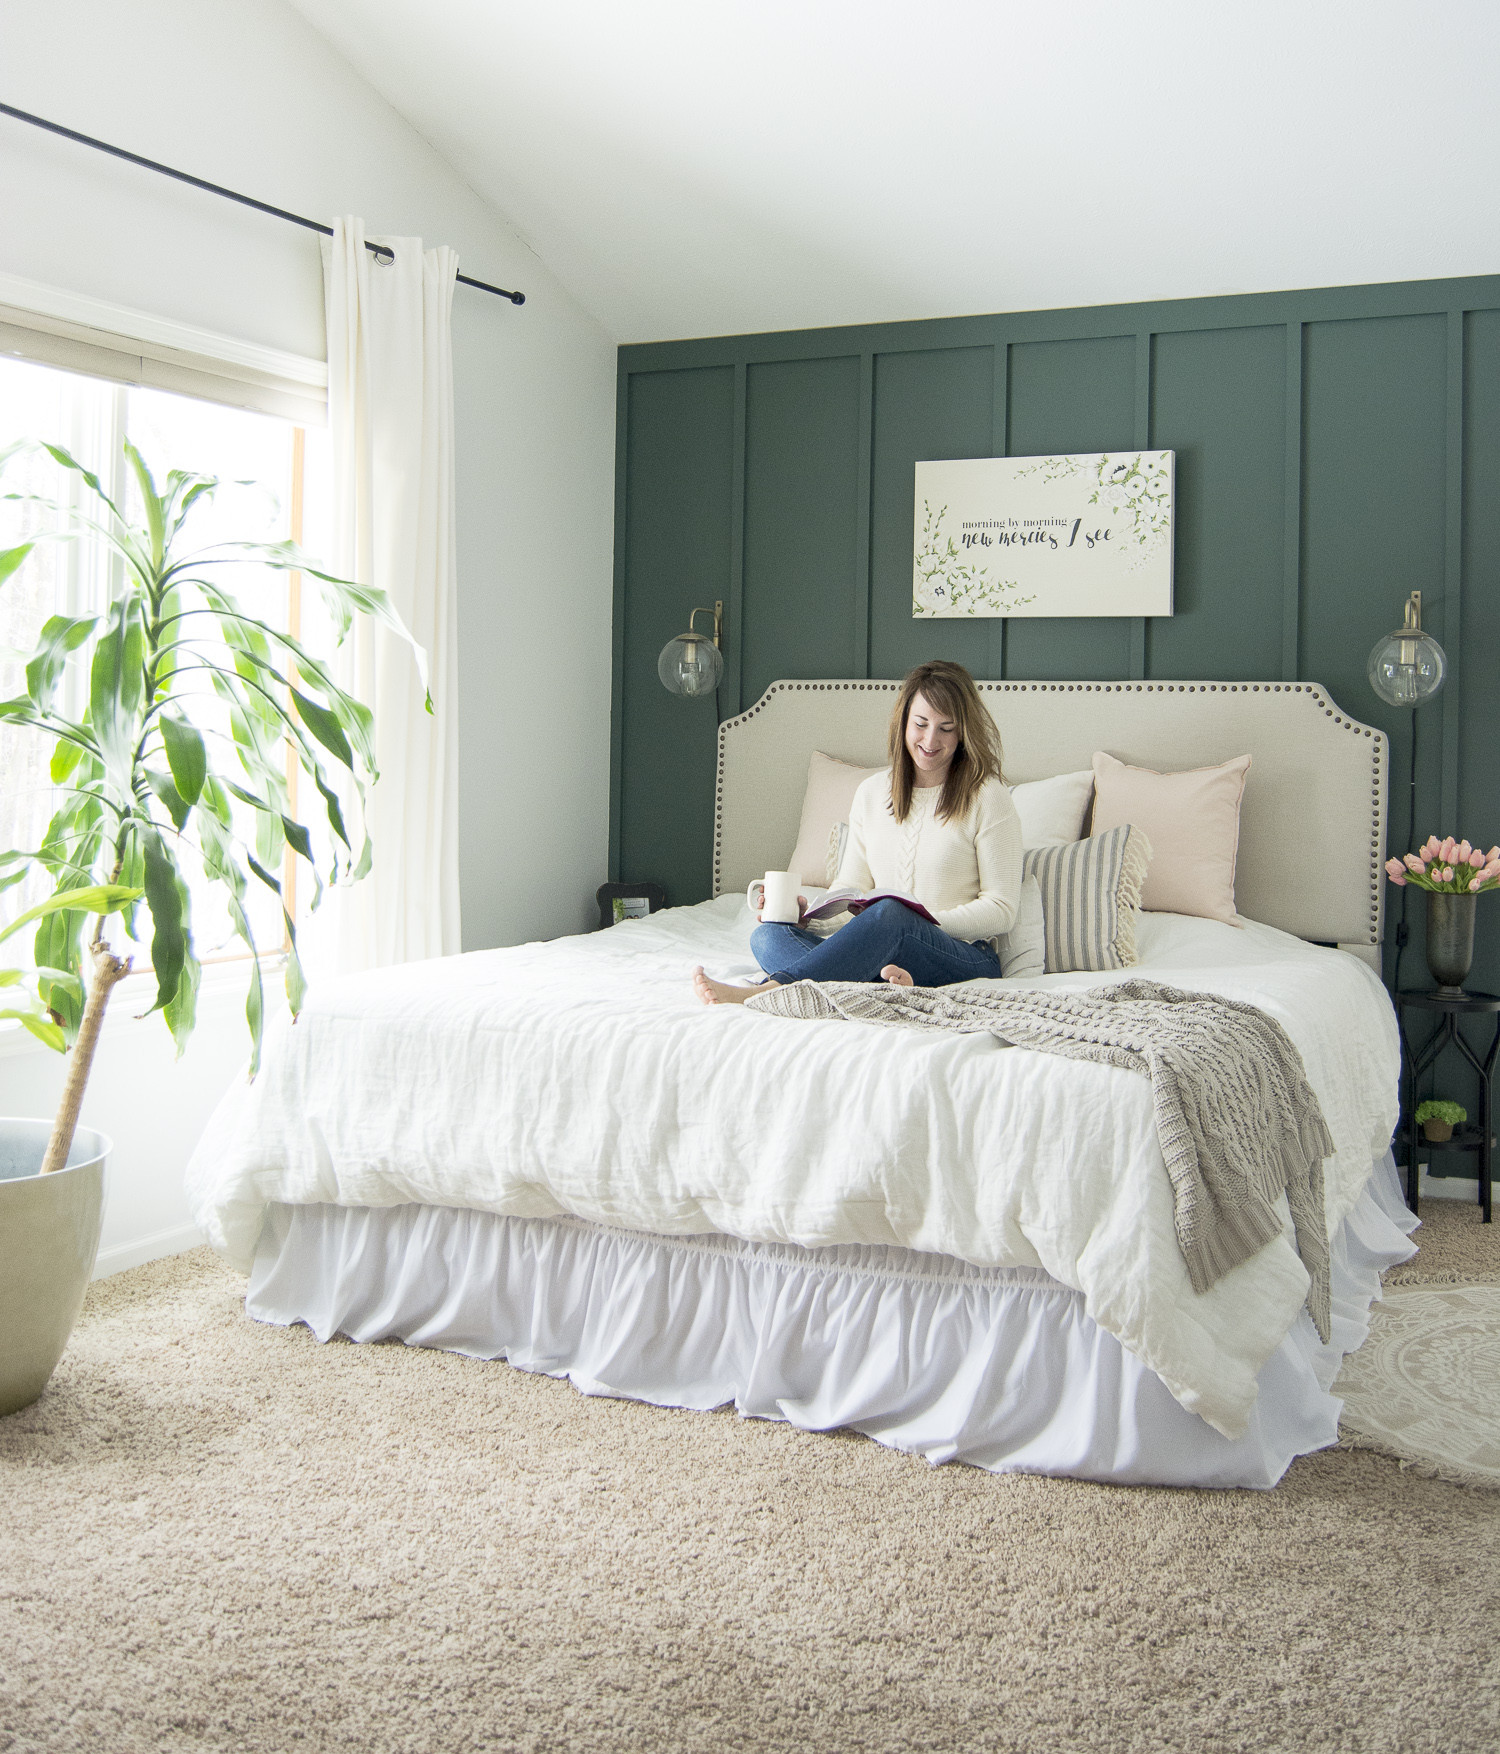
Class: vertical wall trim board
724,361,748,721
1441,309,1465,831
855,352,874,678
1282,323,1304,680
1129,332,1152,679
989,343,1009,679
607,363,632,881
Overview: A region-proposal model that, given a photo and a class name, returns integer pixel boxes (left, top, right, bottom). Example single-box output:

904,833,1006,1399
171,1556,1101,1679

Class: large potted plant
0,437,421,1416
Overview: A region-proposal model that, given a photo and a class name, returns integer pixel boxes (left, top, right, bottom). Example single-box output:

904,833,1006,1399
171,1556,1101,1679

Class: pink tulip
1482,861,1500,882
1470,849,1486,867
1459,840,1474,861
1388,869,1408,886
1404,853,1426,872
1471,877,1484,892
1440,837,1458,863
1385,858,1405,879
1422,836,1442,858
1442,866,1455,883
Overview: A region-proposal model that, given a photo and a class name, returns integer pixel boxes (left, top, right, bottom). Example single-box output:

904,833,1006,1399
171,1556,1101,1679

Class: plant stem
39,937,131,1175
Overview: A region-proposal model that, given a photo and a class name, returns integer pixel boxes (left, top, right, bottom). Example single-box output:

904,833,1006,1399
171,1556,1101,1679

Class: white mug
747,870,801,924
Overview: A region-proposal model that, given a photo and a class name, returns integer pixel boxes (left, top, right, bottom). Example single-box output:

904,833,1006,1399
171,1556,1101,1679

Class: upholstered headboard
714,680,1388,964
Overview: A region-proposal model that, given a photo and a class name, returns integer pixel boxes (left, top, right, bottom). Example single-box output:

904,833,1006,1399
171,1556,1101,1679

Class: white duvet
186,898,1400,1439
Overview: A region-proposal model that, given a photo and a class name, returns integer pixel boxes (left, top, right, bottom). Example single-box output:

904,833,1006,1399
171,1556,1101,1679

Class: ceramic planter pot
1422,1119,1455,1143
0,1119,111,1417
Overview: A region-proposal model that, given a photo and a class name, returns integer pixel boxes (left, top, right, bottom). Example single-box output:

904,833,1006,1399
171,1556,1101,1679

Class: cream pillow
787,752,886,887
1009,770,1094,849
1089,750,1251,926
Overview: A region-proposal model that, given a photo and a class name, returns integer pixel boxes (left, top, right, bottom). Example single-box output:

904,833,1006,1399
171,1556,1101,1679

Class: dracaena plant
0,437,424,1171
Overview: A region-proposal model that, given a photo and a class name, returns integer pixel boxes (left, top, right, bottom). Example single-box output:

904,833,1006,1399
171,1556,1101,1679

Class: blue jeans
751,898,1001,987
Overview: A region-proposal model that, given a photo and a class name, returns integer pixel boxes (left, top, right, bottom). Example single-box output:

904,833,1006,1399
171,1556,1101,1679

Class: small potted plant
1414,1099,1467,1144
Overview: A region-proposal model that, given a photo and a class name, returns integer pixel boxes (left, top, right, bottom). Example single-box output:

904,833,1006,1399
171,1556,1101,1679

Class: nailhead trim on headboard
713,679,1387,946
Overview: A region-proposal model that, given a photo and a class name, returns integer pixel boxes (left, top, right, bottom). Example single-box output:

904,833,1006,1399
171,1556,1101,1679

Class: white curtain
322,217,461,970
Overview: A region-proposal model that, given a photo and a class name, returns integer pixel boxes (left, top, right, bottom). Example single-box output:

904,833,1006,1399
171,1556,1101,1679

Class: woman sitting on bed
694,659,1022,1004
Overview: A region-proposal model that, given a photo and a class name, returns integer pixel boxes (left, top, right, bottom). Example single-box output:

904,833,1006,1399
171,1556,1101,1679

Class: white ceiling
286,0,1500,344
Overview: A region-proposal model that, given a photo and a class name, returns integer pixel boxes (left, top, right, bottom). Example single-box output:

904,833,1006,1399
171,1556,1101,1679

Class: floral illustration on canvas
911,451,1175,620
913,502,1037,618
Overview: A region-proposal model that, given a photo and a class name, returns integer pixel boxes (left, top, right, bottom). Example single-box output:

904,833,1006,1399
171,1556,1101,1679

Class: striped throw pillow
1022,824,1153,973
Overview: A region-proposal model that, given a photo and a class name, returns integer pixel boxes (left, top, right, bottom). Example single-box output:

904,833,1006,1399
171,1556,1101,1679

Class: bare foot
880,964,914,987
693,967,779,1006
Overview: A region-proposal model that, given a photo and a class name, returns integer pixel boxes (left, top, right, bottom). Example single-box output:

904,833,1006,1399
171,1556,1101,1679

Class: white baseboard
92,1223,206,1280
1417,1168,1483,1203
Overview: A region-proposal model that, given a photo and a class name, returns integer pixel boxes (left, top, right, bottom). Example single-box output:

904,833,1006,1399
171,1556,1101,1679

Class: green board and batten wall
610,276,1500,1029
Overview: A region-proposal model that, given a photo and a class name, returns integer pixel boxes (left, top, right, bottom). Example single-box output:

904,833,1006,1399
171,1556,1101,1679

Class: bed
187,679,1416,1489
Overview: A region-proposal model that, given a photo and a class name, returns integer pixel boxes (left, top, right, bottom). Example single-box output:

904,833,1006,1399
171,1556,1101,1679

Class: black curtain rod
0,100,525,306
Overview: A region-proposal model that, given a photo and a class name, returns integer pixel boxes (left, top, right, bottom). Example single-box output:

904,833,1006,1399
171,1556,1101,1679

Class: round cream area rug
1336,1283,1500,1489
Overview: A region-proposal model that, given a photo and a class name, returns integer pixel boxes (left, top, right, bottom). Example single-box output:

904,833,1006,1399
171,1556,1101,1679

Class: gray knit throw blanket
745,977,1334,1341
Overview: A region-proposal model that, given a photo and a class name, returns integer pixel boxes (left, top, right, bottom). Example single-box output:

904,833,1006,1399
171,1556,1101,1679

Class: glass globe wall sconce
658,600,724,698
1367,591,1447,708
1367,590,1448,995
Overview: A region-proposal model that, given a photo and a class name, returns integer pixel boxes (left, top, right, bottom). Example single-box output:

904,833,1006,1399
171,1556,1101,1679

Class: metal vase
1425,891,1477,996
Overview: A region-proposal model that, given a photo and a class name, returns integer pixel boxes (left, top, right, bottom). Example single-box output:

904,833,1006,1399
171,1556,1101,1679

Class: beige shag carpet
1,1205,1498,1754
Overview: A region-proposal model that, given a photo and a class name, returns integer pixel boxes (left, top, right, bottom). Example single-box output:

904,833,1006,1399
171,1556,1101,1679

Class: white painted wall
1,0,619,1269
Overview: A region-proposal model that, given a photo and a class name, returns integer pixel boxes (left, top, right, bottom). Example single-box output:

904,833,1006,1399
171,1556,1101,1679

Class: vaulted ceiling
287,0,1498,343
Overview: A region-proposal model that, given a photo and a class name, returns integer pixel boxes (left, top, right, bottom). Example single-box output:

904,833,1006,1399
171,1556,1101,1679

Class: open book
798,888,939,927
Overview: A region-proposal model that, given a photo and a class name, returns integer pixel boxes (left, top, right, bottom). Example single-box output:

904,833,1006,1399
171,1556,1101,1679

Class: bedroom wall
0,0,618,1269
612,275,1500,1142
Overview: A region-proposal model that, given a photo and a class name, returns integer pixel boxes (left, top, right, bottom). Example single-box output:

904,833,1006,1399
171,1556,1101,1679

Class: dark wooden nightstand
1394,990,1499,1224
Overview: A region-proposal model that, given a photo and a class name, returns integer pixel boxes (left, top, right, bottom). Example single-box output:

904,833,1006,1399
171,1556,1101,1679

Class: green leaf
26,614,98,713
221,777,275,816
140,828,191,1020
0,883,144,946
158,714,206,805
290,688,354,770
280,815,314,864
163,942,200,1057
246,855,281,896
145,767,192,832
0,542,35,587
32,966,83,999
50,738,83,784
255,811,284,871
40,441,124,522
89,596,146,792
197,775,232,830
284,916,308,1016
312,768,352,852
0,1008,66,1053
280,816,322,910
123,439,166,567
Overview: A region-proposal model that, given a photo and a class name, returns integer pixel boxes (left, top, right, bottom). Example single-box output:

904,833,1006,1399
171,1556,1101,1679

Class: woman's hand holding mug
747,870,805,924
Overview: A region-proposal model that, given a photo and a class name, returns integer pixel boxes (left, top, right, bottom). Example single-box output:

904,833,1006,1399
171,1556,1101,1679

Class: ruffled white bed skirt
246,1153,1417,1489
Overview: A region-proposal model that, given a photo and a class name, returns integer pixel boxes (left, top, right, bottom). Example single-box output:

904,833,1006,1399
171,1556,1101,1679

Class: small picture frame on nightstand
596,882,667,931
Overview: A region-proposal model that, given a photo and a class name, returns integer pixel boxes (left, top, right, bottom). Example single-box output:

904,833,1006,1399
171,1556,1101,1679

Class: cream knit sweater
834,770,1023,943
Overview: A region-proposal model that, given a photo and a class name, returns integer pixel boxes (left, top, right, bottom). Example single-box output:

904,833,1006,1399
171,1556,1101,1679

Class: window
0,352,333,970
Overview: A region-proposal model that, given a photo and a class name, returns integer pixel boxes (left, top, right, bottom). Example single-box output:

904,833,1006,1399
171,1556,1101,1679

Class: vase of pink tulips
1384,836,1500,994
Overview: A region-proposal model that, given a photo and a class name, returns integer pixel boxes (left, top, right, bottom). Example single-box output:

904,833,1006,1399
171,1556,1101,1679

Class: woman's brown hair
887,661,1004,825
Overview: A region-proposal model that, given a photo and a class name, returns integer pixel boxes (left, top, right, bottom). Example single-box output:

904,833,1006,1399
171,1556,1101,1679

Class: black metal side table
1394,990,1499,1223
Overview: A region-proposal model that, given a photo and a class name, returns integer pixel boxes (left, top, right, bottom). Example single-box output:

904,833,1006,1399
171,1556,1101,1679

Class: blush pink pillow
1089,750,1251,926
787,752,887,886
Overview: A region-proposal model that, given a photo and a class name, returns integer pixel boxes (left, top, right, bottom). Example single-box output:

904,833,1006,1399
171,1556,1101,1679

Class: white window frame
0,280,334,1040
